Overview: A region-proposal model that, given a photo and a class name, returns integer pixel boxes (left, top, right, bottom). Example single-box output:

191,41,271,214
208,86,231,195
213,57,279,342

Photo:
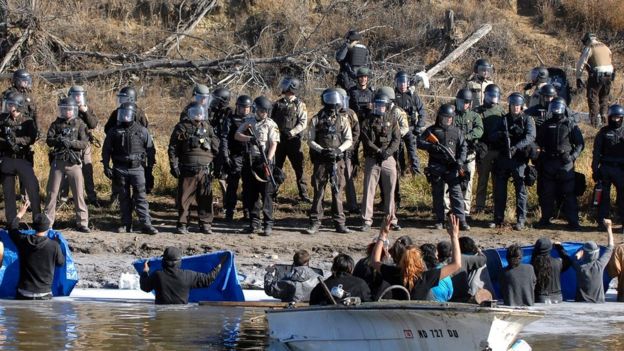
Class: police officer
444,88,483,220
418,104,469,230
524,66,549,108
168,102,220,234
474,84,505,213
335,29,371,90
466,58,494,107
235,96,280,236
272,77,310,202
2,69,39,132
576,33,614,128
44,98,90,232
305,89,353,234
592,104,624,233
224,95,253,222
489,93,536,230
59,86,100,206
536,98,584,230
525,84,557,128
179,84,212,121
348,67,375,118
335,88,360,214
102,102,158,234
0,92,40,223
104,86,155,196
208,87,232,201
359,93,401,232
394,71,425,175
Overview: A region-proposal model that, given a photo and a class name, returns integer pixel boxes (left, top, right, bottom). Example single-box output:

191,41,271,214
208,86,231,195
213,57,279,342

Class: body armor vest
428,125,462,165
315,110,345,149
349,87,374,113
601,127,624,161
227,113,247,155
369,113,393,149
272,98,299,131
180,121,213,165
0,113,32,156
588,42,612,69
347,44,368,67
394,91,418,124
540,119,574,157
111,122,147,165
506,114,530,145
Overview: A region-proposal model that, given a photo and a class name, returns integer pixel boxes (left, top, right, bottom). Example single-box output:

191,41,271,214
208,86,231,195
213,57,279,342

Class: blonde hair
399,245,427,291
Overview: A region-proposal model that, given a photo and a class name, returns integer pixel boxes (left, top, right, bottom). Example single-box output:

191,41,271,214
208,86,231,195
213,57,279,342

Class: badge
199,138,205,143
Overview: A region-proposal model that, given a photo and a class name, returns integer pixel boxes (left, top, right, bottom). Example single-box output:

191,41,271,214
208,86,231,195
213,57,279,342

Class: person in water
140,247,227,304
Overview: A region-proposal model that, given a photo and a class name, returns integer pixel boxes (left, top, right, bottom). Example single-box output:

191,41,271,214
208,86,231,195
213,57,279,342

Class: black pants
242,162,274,229
224,154,246,215
539,159,579,225
275,135,307,197
597,164,624,223
587,73,612,128
429,167,465,223
113,166,152,227
493,159,528,224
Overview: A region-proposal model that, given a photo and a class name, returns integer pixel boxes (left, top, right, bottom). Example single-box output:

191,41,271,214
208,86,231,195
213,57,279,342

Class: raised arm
440,214,462,280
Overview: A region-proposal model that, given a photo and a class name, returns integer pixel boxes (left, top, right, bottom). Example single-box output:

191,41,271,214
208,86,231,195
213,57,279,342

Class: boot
336,224,351,234
305,222,321,235
176,224,189,235
142,225,159,235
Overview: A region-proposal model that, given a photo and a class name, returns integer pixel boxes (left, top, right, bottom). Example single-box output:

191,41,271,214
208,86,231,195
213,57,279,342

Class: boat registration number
411,329,459,339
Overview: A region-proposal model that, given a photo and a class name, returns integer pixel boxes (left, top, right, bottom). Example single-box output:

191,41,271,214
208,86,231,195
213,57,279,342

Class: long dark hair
419,244,438,270
531,237,553,294
506,244,522,269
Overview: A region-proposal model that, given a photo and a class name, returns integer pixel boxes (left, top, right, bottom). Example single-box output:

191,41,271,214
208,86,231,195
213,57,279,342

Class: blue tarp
132,250,245,302
0,229,79,298
484,242,611,301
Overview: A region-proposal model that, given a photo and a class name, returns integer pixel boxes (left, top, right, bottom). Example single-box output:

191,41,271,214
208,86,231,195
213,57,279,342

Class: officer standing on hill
348,67,375,118
44,98,90,232
335,29,371,90
304,88,353,235
525,84,557,128
272,77,310,203
335,88,361,214
2,69,39,132
418,104,469,230
224,95,253,222
535,98,584,230
576,32,614,128
394,71,425,175
466,59,494,107
168,102,220,234
0,92,40,223
592,104,624,233
489,93,536,230
102,102,158,235
235,96,280,236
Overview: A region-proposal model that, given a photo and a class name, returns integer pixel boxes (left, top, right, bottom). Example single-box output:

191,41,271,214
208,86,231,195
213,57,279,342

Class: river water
0,297,623,350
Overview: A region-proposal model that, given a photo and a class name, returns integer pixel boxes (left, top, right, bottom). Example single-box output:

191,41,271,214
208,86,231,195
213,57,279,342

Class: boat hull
266,302,542,351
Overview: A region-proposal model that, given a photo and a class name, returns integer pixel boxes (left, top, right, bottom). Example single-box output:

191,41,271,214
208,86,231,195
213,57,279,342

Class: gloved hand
248,135,257,144
523,82,534,91
322,148,334,159
576,78,585,90
592,169,601,182
430,144,444,154
379,149,391,161
562,153,574,164
170,164,180,178
331,148,343,160
62,139,72,149
411,164,421,175
104,167,113,179
509,146,517,157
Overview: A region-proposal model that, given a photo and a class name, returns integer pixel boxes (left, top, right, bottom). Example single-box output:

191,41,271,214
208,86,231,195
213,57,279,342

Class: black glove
322,148,334,159
170,165,180,178
430,144,444,154
562,153,574,164
248,135,257,144
411,164,421,175
379,149,391,161
576,78,585,90
331,148,343,160
523,82,534,91
104,167,113,179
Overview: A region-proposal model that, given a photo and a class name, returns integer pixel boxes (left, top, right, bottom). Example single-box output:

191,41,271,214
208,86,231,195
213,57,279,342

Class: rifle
247,125,276,188
328,157,340,196
502,116,512,159
425,131,464,172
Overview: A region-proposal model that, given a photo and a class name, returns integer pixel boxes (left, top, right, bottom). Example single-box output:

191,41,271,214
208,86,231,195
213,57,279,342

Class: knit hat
32,214,51,233
534,237,553,256
162,247,182,262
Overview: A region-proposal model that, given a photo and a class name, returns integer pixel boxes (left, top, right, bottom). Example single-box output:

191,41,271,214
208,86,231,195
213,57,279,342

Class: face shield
342,95,349,111
548,100,566,115
279,78,293,94
117,94,133,106
14,76,32,90
59,104,78,120
117,107,136,123
194,93,212,111
70,91,87,106
252,104,268,119
395,75,409,92
373,100,387,116
322,90,343,110
477,65,493,80
236,104,251,116
455,98,471,113
188,105,207,122
484,90,500,105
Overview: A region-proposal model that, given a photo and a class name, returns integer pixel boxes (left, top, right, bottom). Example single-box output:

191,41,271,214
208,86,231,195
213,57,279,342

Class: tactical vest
111,122,147,166
395,91,419,124
506,114,530,145
540,119,574,158
347,44,368,67
0,113,31,156
50,118,82,163
428,125,462,165
209,107,232,135
369,113,394,150
315,110,345,149
349,87,374,115
179,121,213,166
601,127,624,162
588,42,612,69
272,98,299,131
227,113,247,154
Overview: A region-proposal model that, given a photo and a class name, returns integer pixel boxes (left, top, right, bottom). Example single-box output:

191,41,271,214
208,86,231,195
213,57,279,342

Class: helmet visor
188,105,207,121
322,91,342,107
70,91,87,106
15,76,32,89
548,101,566,115
455,98,470,112
484,91,499,104
395,75,409,89
279,78,293,93
117,95,133,105
117,108,135,123
477,65,493,79
373,100,387,115
59,105,78,119
195,93,213,110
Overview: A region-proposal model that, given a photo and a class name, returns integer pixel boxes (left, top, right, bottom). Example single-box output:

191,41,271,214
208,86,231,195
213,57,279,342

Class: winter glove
523,82,534,91
379,149,391,161
103,166,113,179
576,78,585,90
411,163,421,175
170,164,180,179
331,148,343,160
430,144,444,154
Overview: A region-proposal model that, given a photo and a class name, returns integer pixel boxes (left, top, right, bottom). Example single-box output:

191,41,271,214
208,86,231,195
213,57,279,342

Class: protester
140,247,226,305
556,219,614,303
500,244,536,306
607,240,624,303
420,243,454,302
531,237,570,304
450,236,493,302
264,250,321,302
309,253,372,305
7,201,65,300
353,242,391,301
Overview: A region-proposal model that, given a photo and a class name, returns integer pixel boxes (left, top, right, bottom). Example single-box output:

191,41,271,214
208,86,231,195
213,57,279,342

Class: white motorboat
266,301,543,351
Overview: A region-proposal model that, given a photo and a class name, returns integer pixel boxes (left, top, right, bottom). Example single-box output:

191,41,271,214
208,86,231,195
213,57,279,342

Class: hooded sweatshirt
8,217,65,294
557,241,614,303
264,265,321,302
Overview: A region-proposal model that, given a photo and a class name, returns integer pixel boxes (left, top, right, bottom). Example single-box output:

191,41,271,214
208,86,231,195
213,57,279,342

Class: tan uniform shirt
236,116,280,151
465,75,494,107
576,40,613,79
308,111,353,153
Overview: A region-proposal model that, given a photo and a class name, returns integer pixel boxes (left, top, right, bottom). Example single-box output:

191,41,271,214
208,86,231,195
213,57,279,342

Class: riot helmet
473,58,493,80
58,97,78,120
372,93,390,116
187,101,207,122
12,69,32,90
211,87,230,109
117,86,137,105
356,67,370,78
68,85,87,106
321,88,343,110
436,103,456,128
507,92,524,116
548,97,567,120
607,104,624,129
395,71,410,92
483,84,501,105
377,86,395,101
335,88,349,111
279,76,301,94
235,95,253,115
455,88,473,113
3,92,25,114
117,102,137,124
193,84,212,109
538,84,557,107
581,32,596,46
252,96,272,118
529,67,549,84
345,29,362,42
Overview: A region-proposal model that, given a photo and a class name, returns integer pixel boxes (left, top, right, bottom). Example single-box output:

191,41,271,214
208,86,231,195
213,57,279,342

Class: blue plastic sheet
0,229,79,298
133,250,245,302
484,242,611,301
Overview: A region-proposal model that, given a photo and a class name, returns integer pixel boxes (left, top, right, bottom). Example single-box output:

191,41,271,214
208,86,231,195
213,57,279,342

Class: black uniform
536,115,584,226
418,123,468,224
335,42,371,90
592,123,624,223
208,105,232,180
348,85,375,118
102,121,155,231
394,89,427,173
224,111,251,218
2,87,38,133
168,119,220,231
491,112,536,226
